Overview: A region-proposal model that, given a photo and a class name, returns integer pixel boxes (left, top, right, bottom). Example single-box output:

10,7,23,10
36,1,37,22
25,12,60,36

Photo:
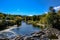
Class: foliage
0,6,60,30
48,34,58,39
40,17,47,24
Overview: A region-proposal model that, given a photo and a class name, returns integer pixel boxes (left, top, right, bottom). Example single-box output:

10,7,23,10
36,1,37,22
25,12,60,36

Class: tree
49,6,55,13
40,7,57,27
0,13,5,20
57,10,60,16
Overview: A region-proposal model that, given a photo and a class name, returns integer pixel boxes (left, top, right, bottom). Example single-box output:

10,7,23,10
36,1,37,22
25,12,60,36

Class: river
0,21,41,39
11,21,40,36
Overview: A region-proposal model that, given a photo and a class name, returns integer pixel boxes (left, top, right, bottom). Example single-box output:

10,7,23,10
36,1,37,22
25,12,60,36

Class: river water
0,21,41,39
11,21,40,36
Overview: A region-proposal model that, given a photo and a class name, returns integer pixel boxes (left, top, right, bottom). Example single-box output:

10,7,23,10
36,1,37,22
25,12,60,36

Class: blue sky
0,0,60,15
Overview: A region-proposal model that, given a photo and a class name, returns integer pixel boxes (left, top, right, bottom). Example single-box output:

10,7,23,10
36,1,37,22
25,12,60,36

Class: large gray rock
15,35,23,40
24,36,34,40
40,35,49,40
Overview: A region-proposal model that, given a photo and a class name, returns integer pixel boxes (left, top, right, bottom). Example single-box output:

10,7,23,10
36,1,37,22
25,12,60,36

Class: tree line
0,6,60,30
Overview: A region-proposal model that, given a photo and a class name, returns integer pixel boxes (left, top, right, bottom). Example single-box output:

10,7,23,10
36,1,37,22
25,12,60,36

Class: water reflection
11,21,40,36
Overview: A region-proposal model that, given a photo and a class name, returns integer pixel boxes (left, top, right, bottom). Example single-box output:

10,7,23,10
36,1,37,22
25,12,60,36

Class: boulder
15,35,23,40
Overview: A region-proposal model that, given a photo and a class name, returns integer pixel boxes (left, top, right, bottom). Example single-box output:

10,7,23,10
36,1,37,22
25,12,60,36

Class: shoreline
0,25,17,33
0,22,60,40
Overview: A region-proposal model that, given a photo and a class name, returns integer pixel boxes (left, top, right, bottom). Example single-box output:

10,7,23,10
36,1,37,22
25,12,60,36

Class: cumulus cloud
54,6,60,10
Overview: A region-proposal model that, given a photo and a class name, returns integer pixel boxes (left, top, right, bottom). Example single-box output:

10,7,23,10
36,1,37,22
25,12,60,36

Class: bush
48,34,58,39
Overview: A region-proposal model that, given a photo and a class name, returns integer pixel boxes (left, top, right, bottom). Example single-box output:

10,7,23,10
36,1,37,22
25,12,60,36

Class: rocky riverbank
15,28,60,40
0,27,60,40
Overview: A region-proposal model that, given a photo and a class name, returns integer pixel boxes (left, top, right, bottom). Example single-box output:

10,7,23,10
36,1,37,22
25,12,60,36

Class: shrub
48,34,58,39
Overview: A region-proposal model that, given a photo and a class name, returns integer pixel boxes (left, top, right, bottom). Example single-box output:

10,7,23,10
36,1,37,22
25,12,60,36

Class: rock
40,35,49,40
15,35,23,40
32,33,41,37
31,31,45,38
24,36,34,40
0,38,9,40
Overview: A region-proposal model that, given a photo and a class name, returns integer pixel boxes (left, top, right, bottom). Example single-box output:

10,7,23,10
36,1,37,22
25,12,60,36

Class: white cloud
44,6,60,14
54,6,60,10
45,12,48,14
29,15,33,16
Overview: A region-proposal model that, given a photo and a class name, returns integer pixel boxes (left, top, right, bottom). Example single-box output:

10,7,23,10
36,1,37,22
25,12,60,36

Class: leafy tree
57,10,60,16
49,6,55,14
0,13,5,20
